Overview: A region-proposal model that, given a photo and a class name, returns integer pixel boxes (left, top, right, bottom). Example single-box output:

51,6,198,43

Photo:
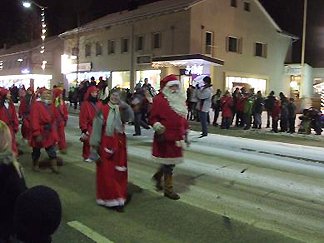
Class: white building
0,37,64,90
60,0,296,95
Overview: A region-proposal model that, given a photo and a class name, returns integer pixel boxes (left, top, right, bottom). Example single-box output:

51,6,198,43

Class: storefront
112,71,130,88
152,54,224,91
136,70,161,91
0,74,52,89
225,75,268,94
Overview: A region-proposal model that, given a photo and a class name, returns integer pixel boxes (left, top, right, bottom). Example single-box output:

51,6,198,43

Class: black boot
152,167,164,191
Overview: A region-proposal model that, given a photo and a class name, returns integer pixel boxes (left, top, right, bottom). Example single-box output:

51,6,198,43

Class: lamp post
22,1,48,71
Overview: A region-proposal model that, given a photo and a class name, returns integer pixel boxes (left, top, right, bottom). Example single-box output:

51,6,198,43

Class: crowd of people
187,78,298,137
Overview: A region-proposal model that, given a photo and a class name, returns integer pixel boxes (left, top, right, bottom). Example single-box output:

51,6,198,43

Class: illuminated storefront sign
185,65,204,75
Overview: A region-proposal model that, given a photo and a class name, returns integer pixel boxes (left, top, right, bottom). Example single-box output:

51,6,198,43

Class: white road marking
68,221,114,243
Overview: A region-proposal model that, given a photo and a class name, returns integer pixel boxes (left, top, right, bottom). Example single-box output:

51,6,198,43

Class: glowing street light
22,1,32,8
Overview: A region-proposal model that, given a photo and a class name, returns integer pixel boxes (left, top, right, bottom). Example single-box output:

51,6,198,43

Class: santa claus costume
0,88,19,156
29,88,59,173
79,86,101,162
52,88,68,154
149,74,189,200
18,88,34,141
90,91,134,212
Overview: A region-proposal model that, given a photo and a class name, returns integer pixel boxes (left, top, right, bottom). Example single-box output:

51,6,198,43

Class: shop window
231,0,237,7
244,1,251,11
108,40,115,54
254,42,267,58
226,36,242,53
136,35,145,51
72,47,79,56
121,38,129,53
85,43,91,57
205,31,213,55
152,33,161,49
96,42,103,56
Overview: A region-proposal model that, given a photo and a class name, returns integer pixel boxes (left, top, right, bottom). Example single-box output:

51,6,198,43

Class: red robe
149,93,188,164
95,105,128,207
220,96,234,118
18,95,33,140
79,101,100,159
51,103,68,150
0,103,19,155
29,100,58,148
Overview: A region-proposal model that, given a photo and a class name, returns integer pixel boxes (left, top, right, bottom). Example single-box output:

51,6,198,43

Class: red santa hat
160,74,180,90
84,86,98,101
37,87,48,95
52,88,63,100
0,88,9,98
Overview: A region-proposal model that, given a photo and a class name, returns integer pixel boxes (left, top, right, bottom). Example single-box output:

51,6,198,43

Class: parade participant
0,88,19,156
90,90,134,212
150,74,189,200
79,86,100,162
19,87,34,141
52,88,68,154
0,121,27,242
29,88,60,173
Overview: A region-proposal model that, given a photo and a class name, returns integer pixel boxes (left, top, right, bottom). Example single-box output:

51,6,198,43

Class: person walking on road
150,74,189,200
90,90,134,212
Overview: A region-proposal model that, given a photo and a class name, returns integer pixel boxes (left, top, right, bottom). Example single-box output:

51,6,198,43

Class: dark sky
1,0,323,66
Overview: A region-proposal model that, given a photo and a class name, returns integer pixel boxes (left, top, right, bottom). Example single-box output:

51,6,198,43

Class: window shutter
239,38,243,54
226,36,229,52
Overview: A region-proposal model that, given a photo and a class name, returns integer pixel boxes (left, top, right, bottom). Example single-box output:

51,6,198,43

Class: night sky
0,0,323,66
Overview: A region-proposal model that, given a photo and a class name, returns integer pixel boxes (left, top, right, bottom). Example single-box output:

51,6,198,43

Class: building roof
60,0,293,39
152,54,224,67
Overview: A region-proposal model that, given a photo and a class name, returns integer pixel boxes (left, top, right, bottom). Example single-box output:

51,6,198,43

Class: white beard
162,87,188,118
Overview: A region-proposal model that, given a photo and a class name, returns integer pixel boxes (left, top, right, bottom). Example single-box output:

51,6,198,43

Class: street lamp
22,0,48,71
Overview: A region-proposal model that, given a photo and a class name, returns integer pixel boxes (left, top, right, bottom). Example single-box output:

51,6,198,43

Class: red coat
220,96,233,118
79,101,101,134
0,102,19,154
52,103,68,128
149,93,188,163
236,97,246,113
29,101,58,148
272,101,281,119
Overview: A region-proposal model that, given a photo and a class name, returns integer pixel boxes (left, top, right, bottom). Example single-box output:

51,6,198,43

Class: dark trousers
32,146,57,161
244,114,252,129
280,118,288,132
288,117,296,133
266,110,271,127
213,108,220,125
134,112,142,135
272,118,279,133
199,111,208,136
236,111,244,127
221,117,231,129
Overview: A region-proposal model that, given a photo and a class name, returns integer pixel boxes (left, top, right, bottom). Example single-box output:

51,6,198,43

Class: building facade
60,0,295,95
0,37,64,90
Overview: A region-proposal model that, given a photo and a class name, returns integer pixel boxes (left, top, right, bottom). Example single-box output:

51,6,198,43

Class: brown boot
50,158,59,174
32,159,40,172
164,173,180,200
152,167,164,191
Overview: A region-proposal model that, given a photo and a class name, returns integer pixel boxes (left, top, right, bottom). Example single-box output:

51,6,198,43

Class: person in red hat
79,86,101,162
149,74,189,200
18,87,34,142
0,88,19,156
29,88,60,173
51,88,68,154
90,90,134,212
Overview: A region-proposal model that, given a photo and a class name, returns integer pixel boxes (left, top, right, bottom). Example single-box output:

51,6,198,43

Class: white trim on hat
165,80,180,87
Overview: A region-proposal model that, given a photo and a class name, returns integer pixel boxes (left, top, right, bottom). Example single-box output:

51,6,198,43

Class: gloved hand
153,122,165,135
80,132,89,142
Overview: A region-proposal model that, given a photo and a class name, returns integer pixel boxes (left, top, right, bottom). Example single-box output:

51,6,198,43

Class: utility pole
300,0,308,104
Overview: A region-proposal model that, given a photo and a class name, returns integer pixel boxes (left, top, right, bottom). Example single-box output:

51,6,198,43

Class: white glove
153,122,166,134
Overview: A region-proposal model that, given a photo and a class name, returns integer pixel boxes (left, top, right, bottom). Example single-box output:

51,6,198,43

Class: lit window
136,35,145,51
152,33,161,49
231,0,237,7
254,42,267,58
227,36,242,53
85,43,91,57
205,31,213,55
121,38,129,53
244,1,251,11
108,40,115,54
96,42,103,56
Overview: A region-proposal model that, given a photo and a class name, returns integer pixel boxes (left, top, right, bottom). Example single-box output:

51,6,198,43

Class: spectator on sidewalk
211,89,222,126
220,91,233,129
243,93,254,130
231,88,240,126
252,91,264,129
196,76,213,138
271,99,281,133
288,98,297,133
186,85,197,121
264,91,276,128
279,92,289,132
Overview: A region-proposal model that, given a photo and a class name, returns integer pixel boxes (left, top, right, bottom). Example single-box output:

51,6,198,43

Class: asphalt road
16,115,324,243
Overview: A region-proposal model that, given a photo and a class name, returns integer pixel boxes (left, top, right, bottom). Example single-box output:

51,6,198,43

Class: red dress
29,101,58,148
149,93,188,164
96,105,128,207
0,103,19,155
52,103,68,150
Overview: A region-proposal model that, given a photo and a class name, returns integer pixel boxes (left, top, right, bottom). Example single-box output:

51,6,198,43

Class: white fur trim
115,166,127,172
97,198,125,207
152,156,184,165
165,80,180,87
104,148,114,154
